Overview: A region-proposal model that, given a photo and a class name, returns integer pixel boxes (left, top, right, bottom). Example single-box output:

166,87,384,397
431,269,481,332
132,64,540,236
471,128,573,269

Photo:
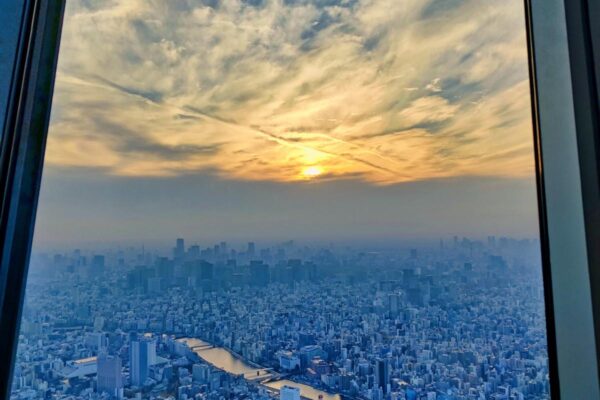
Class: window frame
525,0,600,397
0,0,598,398
562,0,600,390
0,0,65,398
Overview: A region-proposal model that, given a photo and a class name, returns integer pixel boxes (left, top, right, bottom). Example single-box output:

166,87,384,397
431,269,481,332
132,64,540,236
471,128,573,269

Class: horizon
31,234,540,255
32,0,540,248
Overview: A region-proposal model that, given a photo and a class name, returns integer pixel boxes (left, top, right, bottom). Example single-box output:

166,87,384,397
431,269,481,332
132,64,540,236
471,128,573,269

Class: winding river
178,338,341,400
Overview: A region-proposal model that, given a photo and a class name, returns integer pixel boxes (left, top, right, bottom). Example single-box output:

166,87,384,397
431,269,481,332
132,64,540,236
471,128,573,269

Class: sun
302,166,324,179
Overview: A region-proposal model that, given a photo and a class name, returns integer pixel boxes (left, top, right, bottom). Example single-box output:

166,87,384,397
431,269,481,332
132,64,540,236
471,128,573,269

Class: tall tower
129,336,156,387
376,358,390,393
174,238,185,261
247,242,256,257
97,354,123,398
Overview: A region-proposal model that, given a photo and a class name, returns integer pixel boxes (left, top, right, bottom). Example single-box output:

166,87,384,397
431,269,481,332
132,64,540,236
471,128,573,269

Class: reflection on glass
11,0,550,399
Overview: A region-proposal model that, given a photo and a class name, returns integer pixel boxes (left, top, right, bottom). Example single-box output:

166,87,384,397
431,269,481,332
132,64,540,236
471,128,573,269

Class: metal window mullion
528,0,600,397
0,1,65,398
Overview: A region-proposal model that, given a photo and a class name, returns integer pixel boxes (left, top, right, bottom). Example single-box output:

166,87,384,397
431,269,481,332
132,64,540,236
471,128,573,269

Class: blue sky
34,0,539,247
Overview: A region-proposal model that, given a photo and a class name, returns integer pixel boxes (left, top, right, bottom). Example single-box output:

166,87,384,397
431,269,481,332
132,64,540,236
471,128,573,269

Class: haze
33,0,539,248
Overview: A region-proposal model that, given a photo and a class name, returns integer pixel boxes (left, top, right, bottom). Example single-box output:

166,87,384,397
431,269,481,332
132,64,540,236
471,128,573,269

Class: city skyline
3,1,555,399
14,236,550,399
33,171,539,249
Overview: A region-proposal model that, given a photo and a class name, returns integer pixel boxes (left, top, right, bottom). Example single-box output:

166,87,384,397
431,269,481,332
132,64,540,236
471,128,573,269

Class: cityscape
7,1,549,400
10,236,550,400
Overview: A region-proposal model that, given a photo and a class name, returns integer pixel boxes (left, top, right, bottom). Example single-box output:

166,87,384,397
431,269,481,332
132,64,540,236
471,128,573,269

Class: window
4,0,600,399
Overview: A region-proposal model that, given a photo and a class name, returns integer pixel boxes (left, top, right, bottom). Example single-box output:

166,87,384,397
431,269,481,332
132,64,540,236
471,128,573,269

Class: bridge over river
177,338,342,400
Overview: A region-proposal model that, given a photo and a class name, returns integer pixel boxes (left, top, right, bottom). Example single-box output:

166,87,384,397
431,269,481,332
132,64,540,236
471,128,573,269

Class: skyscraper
199,261,214,292
250,260,269,287
200,261,214,280
192,363,210,383
174,238,185,260
97,354,123,398
91,255,105,276
388,294,400,318
129,335,156,387
376,358,390,393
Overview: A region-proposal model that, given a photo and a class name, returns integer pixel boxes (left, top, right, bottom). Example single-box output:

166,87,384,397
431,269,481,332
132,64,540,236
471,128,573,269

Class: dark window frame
525,0,600,397
0,0,598,398
0,0,65,398
563,0,600,388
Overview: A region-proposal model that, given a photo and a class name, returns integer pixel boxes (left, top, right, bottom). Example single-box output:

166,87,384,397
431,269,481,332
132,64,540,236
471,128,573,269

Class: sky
33,0,539,249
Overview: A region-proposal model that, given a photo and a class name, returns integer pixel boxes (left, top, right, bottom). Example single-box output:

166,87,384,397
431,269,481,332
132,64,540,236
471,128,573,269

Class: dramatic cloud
47,0,534,184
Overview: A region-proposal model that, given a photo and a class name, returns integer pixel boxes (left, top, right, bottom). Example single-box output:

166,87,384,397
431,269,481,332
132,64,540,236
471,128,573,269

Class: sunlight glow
302,166,324,179
46,0,533,185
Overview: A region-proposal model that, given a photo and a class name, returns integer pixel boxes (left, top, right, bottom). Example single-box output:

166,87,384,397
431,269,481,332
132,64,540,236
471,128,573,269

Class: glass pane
11,1,551,399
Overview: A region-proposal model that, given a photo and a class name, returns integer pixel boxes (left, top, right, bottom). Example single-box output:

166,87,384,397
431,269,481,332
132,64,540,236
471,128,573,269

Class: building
278,351,301,371
250,260,269,287
298,345,324,369
59,356,97,379
388,294,400,317
97,354,123,398
85,332,108,351
280,385,301,400
91,255,105,275
130,336,156,386
376,358,390,393
192,363,210,382
247,242,256,256
174,238,185,260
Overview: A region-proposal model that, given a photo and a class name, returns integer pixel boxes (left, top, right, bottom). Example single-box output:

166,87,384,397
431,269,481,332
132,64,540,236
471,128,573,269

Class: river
178,338,341,400
264,379,341,400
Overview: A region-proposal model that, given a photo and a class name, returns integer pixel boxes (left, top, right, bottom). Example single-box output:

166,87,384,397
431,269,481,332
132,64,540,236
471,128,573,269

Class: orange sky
46,0,534,185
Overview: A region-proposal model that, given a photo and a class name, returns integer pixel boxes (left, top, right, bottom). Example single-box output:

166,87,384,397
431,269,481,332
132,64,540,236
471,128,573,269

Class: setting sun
302,166,324,179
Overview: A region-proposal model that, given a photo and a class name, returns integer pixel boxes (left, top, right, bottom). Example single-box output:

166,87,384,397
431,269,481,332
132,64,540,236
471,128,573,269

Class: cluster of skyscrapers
10,237,550,399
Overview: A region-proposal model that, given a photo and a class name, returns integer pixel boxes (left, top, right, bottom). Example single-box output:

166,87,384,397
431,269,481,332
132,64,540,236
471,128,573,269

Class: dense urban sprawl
11,237,550,400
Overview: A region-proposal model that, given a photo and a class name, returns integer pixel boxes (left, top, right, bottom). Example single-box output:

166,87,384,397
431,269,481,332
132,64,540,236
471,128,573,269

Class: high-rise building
410,248,418,259
129,335,156,387
91,255,105,276
174,238,185,260
250,260,269,287
376,358,390,393
126,266,152,294
280,385,301,400
155,257,173,280
97,354,123,398
388,294,400,317
85,332,108,351
198,261,214,291
200,261,214,280
147,337,157,366
192,363,210,382
298,332,316,347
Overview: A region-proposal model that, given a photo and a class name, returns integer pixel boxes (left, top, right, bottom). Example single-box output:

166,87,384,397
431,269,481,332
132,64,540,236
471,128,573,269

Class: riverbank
177,338,341,400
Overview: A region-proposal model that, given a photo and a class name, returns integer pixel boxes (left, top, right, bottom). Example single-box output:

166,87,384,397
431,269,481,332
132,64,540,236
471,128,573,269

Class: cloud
46,0,534,184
